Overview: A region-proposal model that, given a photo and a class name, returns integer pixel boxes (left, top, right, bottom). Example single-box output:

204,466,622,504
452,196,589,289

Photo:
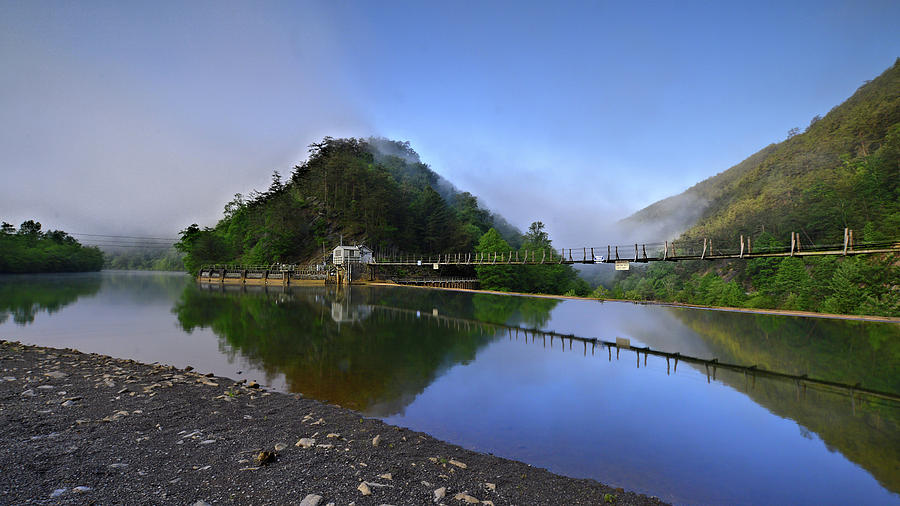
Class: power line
69,232,180,240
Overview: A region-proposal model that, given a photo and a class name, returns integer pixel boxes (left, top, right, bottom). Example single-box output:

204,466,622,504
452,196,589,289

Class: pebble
316,444,334,449
299,494,323,506
20,389,35,397
449,459,467,469
61,400,75,407
433,487,446,502
50,488,67,498
357,482,372,496
45,371,67,379
199,439,216,445
73,486,92,493
296,438,316,448
372,435,381,447
274,443,287,451
484,482,496,492
379,473,392,480
37,385,54,390
109,463,129,469
454,492,480,504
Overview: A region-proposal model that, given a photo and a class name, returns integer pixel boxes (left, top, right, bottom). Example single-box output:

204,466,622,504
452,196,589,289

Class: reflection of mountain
173,284,557,416
672,310,900,494
0,273,102,325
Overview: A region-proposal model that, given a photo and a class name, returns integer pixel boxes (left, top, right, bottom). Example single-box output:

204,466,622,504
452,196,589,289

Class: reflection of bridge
193,281,900,407
369,304,900,406
373,230,899,266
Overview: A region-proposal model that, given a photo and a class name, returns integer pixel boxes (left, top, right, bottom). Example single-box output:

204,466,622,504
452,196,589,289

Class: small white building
332,244,373,265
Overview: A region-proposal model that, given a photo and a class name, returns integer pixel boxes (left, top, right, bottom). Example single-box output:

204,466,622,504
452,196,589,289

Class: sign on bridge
615,260,630,271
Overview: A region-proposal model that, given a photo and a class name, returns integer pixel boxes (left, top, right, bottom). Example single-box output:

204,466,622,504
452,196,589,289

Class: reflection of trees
672,310,900,494
0,274,102,325
172,285,557,416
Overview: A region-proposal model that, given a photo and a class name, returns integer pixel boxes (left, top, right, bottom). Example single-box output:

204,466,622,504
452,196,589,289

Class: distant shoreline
368,282,900,324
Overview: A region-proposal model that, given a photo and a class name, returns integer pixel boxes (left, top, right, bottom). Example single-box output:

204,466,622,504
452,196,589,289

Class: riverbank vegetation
0,220,103,273
103,248,185,271
606,59,900,317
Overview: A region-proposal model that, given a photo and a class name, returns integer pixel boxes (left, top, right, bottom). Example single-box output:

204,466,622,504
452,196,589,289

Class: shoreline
367,282,900,323
0,339,665,505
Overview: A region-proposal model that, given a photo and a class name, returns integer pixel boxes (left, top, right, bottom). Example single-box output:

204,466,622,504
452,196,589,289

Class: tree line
0,220,104,273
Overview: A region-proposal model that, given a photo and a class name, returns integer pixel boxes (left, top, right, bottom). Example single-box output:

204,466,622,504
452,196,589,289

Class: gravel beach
0,339,665,505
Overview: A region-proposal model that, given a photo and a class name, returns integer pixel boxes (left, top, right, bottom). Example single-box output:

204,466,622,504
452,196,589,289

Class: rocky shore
0,340,665,505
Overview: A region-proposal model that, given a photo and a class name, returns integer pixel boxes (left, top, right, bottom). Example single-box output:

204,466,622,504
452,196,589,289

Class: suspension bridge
372,228,900,267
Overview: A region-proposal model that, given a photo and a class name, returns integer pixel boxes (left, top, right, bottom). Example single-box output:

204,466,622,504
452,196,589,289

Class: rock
372,435,382,447
199,439,216,445
453,492,480,503
192,501,210,506
50,488,67,498
184,366,194,371
109,463,128,469
20,389,35,397
316,444,334,449
73,486,92,493
310,418,325,425
299,494,323,506
255,450,276,465
482,501,495,506
379,473,393,480
326,433,341,439
449,459,467,469
433,487,446,502
37,385,54,390
45,371,67,379
247,380,260,389
274,443,286,451
117,387,129,394
61,400,75,407
357,482,371,496
296,438,316,448
483,482,496,492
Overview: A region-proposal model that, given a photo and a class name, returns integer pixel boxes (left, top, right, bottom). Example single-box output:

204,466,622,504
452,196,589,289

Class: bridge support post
701,238,707,260
740,235,744,258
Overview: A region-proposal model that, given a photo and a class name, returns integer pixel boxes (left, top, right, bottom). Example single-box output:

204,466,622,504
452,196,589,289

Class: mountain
176,137,521,273
622,58,900,244
608,59,900,317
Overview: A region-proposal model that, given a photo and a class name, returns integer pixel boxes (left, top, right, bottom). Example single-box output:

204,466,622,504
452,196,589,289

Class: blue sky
1,1,898,245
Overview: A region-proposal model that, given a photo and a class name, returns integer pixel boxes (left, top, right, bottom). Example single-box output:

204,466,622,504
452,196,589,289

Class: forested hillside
176,138,520,273
608,59,900,316
177,137,587,295
0,220,104,273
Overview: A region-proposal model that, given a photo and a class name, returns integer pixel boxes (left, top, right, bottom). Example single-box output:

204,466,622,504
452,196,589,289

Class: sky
1,0,898,247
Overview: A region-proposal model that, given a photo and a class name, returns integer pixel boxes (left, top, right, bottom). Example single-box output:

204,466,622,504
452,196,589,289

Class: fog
2,2,897,248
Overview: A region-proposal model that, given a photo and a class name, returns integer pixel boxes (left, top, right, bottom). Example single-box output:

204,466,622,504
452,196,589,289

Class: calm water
1,271,898,505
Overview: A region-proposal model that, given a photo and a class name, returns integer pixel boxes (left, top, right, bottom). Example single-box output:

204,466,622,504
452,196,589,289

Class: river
1,271,897,505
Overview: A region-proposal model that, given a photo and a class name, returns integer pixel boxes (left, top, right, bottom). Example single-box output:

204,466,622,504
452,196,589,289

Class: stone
483,483,496,492
61,400,75,407
117,388,129,394
73,486,92,493
192,501,210,506
299,494,323,506
274,443,286,451
316,444,334,449
372,435,382,447
45,371,67,379
109,463,129,469
433,487,446,502
50,488,67,498
255,450,276,465
357,482,371,496
326,433,341,439
482,501,495,506
247,380,260,389
453,492,480,504
449,459,467,469
296,438,316,448
21,389,35,397
379,473,392,480
199,439,216,445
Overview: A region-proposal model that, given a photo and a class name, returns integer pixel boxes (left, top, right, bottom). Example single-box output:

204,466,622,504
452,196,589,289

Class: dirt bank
0,340,665,505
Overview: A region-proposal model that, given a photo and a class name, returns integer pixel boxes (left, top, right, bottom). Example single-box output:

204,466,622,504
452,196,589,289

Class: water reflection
671,310,900,494
174,284,558,415
0,273,101,325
